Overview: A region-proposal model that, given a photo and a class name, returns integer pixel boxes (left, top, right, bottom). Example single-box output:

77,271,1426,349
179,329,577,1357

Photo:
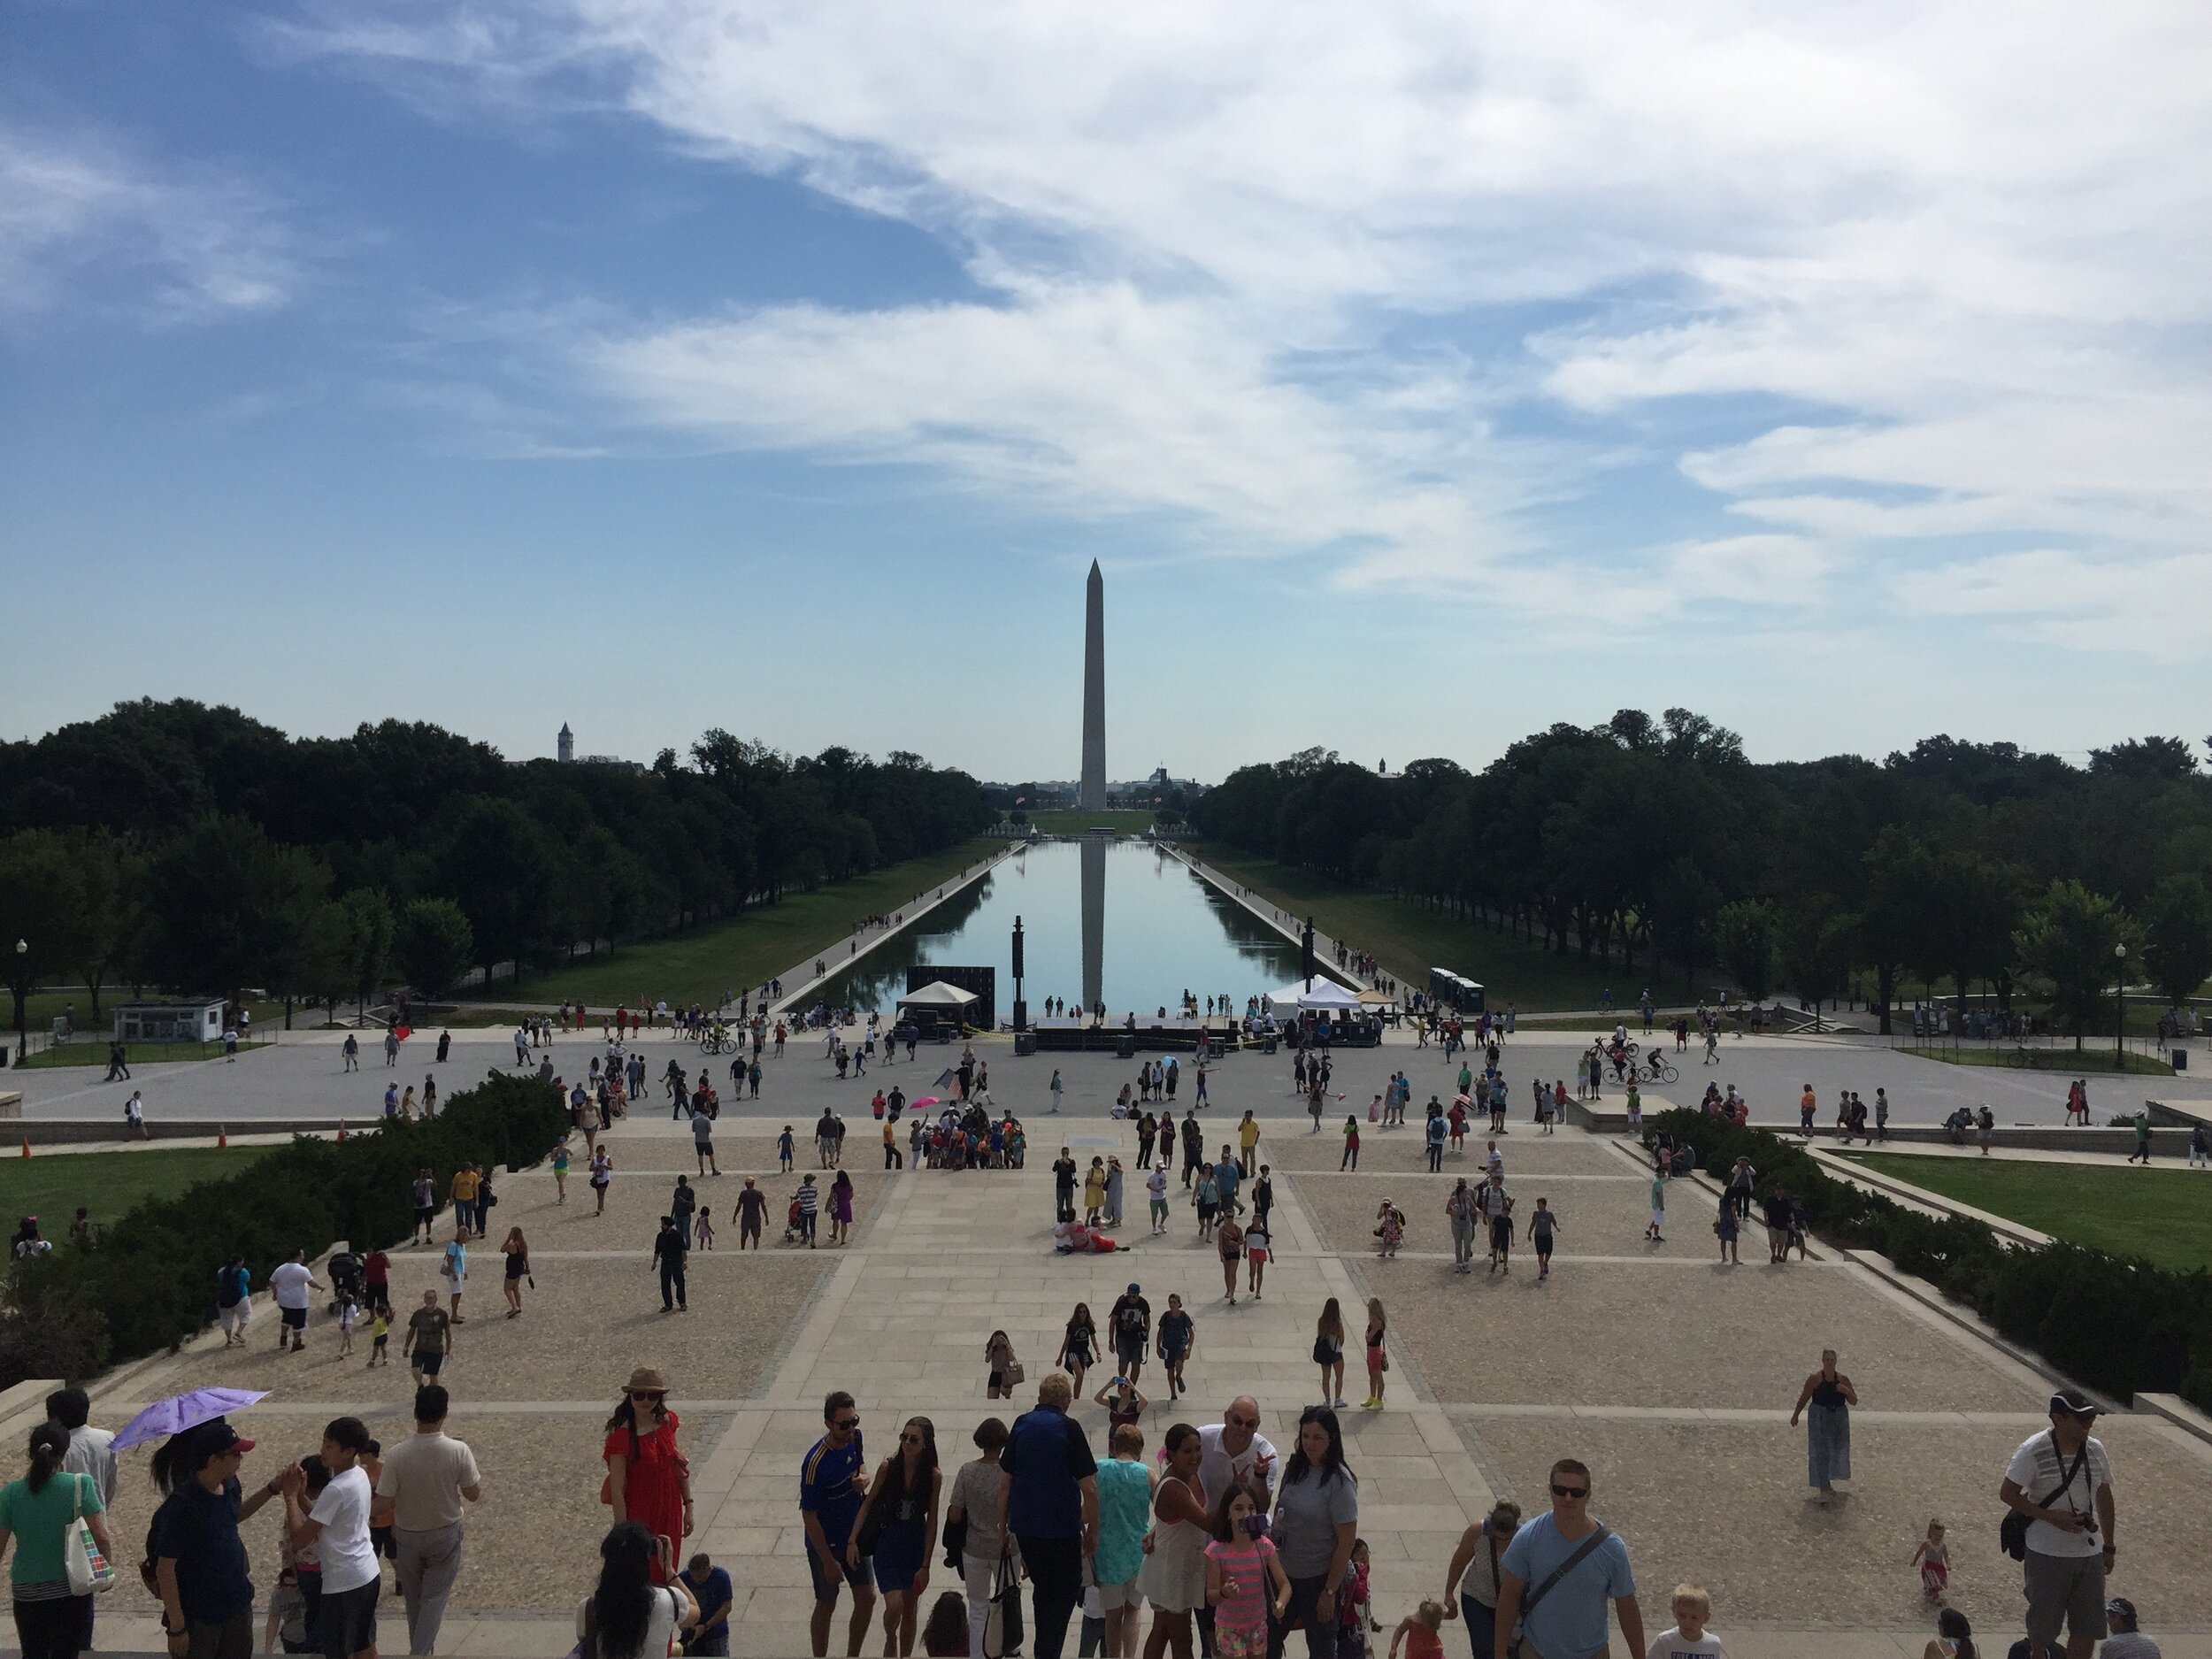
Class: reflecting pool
812,838,1305,1017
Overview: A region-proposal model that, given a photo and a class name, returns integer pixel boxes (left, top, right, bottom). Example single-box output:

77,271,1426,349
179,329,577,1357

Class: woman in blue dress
850,1416,941,1655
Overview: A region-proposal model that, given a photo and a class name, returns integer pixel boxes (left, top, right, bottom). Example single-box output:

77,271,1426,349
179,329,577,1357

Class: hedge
1654,1109,2212,1412
0,1071,568,1388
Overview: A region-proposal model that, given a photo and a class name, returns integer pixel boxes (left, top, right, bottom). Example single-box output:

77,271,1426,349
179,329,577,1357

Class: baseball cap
2105,1598,2136,1620
203,1423,256,1457
2049,1388,2101,1417
1127,1282,1141,1293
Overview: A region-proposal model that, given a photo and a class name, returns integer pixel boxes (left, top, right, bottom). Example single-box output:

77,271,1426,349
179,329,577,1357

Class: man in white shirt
269,1249,321,1354
281,1416,380,1659
374,1384,483,1656
1194,1397,1278,1658
49,1387,118,1651
2001,1390,2116,1659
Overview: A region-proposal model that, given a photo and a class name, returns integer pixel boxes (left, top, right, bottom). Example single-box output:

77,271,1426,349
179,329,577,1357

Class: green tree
143,816,330,999
283,901,360,1029
1777,895,1854,1029
69,829,145,1018
2141,872,2212,1011
2013,879,2142,1050
393,898,475,1002
438,798,550,984
0,830,87,1048
1713,899,1777,1002
341,888,395,1016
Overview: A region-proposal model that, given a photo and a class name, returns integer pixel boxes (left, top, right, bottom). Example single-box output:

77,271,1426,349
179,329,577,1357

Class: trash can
2174,1048,2188,1071
1117,1033,1138,1060
1015,1032,1037,1057
1263,1034,1279,1056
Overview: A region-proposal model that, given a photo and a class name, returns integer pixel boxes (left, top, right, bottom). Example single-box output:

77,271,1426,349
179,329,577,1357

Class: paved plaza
17,1017,2208,1133
64,1037,2212,1657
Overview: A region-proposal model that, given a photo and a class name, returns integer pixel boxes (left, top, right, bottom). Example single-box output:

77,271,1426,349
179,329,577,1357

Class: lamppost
12,939,25,1067
2114,941,2128,1064
1011,914,1027,1033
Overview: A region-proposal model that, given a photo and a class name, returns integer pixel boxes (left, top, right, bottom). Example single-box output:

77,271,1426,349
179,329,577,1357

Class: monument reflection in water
810,837,1302,1019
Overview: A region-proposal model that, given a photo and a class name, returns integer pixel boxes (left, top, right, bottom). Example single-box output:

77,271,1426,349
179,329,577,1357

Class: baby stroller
780,1194,804,1245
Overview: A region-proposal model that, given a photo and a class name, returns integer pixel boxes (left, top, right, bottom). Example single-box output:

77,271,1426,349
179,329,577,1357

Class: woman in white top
577,1522,696,1659
1139,1423,1210,1658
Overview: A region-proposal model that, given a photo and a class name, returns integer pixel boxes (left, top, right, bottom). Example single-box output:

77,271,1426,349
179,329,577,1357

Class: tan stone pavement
83,1110,2212,1656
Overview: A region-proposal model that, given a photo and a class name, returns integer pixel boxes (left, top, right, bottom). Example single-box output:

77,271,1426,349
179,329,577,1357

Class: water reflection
809,838,1304,1017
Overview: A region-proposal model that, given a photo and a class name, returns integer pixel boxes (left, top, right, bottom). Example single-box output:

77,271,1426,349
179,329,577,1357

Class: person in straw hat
604,1366,691,1581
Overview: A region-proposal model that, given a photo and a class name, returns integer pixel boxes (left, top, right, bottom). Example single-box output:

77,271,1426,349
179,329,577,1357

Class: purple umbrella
112,1387,269,1451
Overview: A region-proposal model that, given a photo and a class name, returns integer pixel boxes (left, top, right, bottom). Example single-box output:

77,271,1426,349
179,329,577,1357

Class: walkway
63,1048,2212,1656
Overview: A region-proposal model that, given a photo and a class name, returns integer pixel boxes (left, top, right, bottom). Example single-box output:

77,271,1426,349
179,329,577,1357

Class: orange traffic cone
218,1126,228,1149
19,1138,29,1159
336,1120,348,1142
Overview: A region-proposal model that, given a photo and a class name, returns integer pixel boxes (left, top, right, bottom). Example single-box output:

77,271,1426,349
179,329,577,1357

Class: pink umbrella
909,1096,941,1110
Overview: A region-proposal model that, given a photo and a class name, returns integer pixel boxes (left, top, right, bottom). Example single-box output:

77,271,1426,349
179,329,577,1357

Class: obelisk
1079,561,1106,810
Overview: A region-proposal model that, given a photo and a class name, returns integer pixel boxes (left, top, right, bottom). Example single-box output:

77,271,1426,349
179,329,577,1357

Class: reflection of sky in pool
812,838,1306,1016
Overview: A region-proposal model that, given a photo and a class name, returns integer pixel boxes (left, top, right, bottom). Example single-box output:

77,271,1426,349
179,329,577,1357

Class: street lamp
2114,941,2128,1064
12,939,25,1067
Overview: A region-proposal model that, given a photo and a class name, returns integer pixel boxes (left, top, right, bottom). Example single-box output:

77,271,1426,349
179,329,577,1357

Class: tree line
1194,712,2212,1041
0,700,990,1029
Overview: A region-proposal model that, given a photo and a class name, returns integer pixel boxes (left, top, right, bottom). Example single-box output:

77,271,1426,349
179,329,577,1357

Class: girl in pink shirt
1203,1482,1289,1659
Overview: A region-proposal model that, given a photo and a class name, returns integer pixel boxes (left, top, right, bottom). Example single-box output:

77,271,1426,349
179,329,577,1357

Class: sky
5,1,2211,783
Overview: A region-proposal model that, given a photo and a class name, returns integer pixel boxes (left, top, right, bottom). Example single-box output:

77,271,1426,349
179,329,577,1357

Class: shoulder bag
1507,1525,1611,1659
65,1473,117,1596
2001,1433,2089,1561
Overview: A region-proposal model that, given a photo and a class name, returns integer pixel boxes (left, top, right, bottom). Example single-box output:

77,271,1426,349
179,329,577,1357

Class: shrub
0,1070,566,1386
1653,1109,2212,1413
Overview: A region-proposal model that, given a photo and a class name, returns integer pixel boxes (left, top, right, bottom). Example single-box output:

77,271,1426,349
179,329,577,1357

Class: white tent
1270,978,1364,1011
898,980,981,1010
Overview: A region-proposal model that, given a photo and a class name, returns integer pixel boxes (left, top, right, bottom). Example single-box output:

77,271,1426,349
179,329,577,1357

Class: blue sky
6,1,2211,781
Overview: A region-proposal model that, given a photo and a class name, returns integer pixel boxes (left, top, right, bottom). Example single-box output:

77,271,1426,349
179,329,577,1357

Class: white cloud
289,0,2212,647
0,127,297,320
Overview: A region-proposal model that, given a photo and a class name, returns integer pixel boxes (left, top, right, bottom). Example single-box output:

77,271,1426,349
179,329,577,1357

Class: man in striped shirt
796,1173,820,1247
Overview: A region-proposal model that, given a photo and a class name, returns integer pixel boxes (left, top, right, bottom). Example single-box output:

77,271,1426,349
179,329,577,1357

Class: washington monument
1080,559,1107,809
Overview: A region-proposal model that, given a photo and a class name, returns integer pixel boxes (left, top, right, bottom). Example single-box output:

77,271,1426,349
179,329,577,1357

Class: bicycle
1640,1054,1679,1085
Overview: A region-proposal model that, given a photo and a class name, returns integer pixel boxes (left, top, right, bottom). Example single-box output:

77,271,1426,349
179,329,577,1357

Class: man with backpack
1107,1283,1150,1386
2001,1389,2118,1659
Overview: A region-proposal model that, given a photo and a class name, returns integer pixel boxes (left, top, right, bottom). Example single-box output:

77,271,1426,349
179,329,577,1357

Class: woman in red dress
604,1365,692,1581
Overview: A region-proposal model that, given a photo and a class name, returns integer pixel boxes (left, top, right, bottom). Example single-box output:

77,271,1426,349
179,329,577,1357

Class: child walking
1204,1481,1290,1659
1530,1198,1559,1281
1647,1582,1727,1658
694,1206,715,1251
1909,1519,1949,1603
335,1293,358,1359
367,1307,391,1368
1387,1600,1446,1659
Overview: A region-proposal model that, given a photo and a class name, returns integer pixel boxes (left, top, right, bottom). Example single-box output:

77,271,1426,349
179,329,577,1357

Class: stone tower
557,723,573,763
1079,561,1106,809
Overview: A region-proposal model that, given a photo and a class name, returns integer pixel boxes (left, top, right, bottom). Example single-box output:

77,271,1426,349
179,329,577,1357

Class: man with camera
1999,1389,2117,1659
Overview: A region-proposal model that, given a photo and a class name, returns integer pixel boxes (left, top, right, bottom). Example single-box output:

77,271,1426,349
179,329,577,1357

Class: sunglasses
1550,1484,1589,1499
630,1391,665,1403
833,1417,860,1431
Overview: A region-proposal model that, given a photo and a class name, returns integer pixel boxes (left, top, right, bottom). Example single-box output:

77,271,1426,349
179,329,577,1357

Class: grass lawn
467,837,998,1009
1186,845,1699,1012
1010,810,1164,835
1840,1153,2212,1271
1898,1044,2172,1077
18,1039,272,1070
0,1144,280,1234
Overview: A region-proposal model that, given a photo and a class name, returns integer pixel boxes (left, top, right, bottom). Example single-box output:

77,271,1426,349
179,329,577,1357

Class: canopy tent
1268,978,1364,1011
898,980,982,1011
1356,988,1396,1007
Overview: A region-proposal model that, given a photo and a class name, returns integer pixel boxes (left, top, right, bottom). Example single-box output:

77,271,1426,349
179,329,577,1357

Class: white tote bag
65,1472,117,1596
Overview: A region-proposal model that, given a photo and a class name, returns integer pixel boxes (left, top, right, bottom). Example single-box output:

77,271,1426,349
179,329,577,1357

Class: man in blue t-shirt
801,1389,873,1656
1212,1149,1240,1215
679,1550,735,1656
1495,1457,1643,1659
153,1421,285,1656
1002,1374,1098,1659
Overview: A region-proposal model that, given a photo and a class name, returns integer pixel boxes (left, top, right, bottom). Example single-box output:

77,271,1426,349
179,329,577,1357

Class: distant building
557,723,574,763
